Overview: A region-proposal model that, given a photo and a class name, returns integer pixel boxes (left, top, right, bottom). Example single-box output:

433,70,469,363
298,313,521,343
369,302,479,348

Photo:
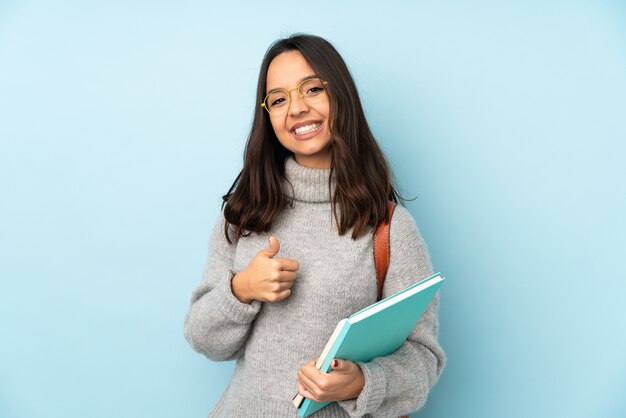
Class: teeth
294,123,321,135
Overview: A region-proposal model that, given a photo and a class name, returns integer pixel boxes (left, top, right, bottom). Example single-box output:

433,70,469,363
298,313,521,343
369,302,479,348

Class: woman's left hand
297,358,365,402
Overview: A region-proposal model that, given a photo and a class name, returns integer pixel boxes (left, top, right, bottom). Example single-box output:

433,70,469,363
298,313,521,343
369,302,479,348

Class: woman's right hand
231,236,300,304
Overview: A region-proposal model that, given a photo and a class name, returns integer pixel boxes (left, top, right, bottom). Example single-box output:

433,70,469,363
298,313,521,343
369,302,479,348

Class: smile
293,122,322,135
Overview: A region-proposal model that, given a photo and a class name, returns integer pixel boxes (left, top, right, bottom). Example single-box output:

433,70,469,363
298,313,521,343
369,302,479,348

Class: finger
276,288,292,300
298,368,321,397
298,381,319,402
264,288,291,303
305,358,321,368
275,281,294,292
259,236,280,258
300,363,324,380
297,381,306,397
278,271,297,282
277,257,300,271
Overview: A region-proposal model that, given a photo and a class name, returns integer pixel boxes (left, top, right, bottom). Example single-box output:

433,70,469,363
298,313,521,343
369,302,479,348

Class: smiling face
265,50,333,169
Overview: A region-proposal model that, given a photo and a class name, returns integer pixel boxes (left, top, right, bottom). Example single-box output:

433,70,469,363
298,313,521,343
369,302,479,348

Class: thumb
259,236,280,258
329,359,347,371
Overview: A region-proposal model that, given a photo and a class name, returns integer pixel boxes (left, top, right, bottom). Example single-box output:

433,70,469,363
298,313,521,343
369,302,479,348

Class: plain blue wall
1,1,625,417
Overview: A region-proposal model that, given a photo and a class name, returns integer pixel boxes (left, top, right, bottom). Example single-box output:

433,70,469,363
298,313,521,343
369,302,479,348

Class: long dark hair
222,34,401,243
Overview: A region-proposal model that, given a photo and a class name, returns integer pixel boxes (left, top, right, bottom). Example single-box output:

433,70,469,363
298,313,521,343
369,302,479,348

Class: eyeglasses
261,77,329,116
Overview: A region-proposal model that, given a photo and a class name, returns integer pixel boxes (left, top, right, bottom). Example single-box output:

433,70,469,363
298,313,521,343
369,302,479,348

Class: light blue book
293,273,445,417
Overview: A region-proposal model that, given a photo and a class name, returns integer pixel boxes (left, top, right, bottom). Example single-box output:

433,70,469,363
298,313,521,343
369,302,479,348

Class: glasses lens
300,78,326,103
265,90,289,115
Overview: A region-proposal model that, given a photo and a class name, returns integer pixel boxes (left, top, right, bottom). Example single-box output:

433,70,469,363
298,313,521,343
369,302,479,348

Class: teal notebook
292,273,445,417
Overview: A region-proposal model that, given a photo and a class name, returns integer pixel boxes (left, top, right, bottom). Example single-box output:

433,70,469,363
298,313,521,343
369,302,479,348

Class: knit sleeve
337,205,445,417
183,212,261,361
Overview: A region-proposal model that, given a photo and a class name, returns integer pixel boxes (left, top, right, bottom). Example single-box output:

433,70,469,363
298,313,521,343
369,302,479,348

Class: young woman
184,34,445,417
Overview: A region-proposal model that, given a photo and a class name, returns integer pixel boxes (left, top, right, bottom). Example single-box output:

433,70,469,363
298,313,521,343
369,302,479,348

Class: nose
288,89,309,116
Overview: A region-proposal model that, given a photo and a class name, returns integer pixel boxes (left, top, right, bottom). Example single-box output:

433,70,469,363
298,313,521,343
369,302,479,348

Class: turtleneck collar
283,156,335,203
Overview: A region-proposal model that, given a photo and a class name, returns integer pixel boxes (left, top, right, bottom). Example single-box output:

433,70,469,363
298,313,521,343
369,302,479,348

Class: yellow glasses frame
261,78,329,116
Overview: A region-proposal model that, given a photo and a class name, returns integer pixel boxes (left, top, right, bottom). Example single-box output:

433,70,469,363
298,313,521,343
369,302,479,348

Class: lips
294,123,322,135
290,122,322,141
290,120,323,134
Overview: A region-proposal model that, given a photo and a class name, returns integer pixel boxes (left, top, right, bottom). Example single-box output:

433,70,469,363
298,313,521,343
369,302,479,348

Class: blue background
1,1,625,417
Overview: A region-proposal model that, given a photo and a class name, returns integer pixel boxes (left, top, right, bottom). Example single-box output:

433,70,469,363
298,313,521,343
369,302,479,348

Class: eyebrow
266,74,320,95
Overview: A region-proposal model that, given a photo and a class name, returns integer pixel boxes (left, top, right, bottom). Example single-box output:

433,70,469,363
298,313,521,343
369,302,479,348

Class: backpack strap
373,201,397,301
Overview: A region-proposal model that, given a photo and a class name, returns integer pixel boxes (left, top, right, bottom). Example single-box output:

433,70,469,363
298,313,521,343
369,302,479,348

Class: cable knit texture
184,156,445,417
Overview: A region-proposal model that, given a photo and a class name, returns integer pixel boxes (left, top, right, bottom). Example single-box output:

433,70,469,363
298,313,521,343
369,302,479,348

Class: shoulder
389,204,427,250
208,211,238,255
388,204,433,281
389,204,420,237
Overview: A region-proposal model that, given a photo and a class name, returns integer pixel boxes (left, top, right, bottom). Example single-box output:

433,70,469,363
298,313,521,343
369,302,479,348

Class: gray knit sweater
184,157,445,417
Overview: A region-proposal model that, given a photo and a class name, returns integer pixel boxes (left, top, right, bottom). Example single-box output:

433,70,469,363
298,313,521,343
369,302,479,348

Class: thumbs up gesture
231,237,300,304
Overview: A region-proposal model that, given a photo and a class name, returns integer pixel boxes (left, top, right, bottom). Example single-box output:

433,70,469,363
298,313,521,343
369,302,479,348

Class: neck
293,152,331,169
283,156,335,203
